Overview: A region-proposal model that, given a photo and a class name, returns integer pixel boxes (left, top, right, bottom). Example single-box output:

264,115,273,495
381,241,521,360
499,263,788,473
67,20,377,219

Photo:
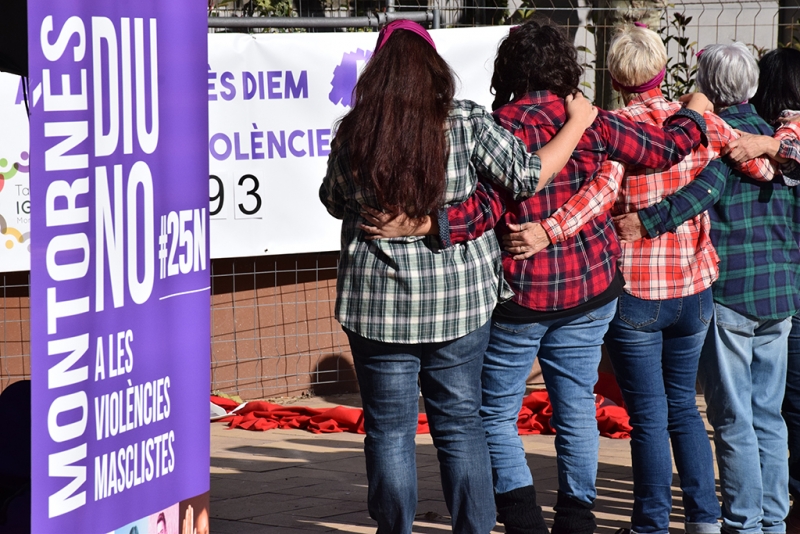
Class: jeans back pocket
616,294,661,329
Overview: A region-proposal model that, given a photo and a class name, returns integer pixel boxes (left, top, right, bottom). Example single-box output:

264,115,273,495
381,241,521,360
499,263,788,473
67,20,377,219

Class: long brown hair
333,29,455,217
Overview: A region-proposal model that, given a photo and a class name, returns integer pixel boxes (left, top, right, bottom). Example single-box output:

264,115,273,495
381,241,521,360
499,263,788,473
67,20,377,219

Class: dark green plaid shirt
639,104,800,320
320,99,546,343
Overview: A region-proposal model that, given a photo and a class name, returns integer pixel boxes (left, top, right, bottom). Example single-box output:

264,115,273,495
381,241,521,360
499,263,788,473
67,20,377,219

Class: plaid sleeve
445,180,507,245
714,114,775,182
775,124,800,185
598,109,704,170
319,151,348,219
542,160,624,243
735,153,777,182
471,108,543,198
638,158,727,238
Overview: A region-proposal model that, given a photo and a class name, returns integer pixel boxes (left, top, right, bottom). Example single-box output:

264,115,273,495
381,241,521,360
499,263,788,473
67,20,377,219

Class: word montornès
41,14,159,519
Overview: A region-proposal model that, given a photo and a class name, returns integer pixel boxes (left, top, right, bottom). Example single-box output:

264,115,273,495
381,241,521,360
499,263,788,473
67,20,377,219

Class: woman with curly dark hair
490,21,583,109
320,20,599,534
362,19,712,534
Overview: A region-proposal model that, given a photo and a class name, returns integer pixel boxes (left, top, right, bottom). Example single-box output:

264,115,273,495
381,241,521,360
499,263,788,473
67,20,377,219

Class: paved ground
209,392,712,534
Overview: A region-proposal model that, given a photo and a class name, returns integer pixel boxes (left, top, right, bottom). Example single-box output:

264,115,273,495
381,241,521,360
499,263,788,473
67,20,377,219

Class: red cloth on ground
514,391,631,439
211,384,630,438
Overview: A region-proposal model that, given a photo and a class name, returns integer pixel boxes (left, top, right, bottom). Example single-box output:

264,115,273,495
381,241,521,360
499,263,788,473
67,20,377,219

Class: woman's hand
723,131,780,163
679,92,714,114
502,222,551,260
359,206,434,239
613,212,647,242
565,92,598,129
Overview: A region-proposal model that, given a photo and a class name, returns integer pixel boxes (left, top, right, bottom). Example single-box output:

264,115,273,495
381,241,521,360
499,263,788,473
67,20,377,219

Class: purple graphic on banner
28,1,210,532
328,49,372,107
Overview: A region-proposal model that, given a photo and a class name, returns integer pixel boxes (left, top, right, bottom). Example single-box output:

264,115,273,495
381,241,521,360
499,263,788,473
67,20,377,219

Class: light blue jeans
480,299,617,504
604,289,720,534
700,303,792,534
346,322,496,534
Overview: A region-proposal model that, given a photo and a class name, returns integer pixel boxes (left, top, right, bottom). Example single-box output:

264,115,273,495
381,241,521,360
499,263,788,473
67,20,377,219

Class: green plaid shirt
319,99,543,343
638,104,800,320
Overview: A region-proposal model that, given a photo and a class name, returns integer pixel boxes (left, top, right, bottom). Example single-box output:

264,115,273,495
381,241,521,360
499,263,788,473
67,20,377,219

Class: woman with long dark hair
319,20,597,533
360,19,711,534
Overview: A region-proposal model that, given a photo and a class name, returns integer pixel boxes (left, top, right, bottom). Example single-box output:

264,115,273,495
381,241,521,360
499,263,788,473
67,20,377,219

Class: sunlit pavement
209,393,714,533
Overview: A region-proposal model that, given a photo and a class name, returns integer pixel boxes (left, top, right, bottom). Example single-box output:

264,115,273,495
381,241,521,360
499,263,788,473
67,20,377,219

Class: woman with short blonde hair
608,25,668,90
604,32,774,534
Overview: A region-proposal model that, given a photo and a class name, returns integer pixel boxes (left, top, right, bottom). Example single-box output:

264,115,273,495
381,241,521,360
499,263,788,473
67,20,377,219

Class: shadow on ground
209,428,693,534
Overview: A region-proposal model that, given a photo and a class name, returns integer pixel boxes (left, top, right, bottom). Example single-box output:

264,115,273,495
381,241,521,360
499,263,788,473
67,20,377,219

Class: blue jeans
700,303,791,534
481,299,617,504
346,322,495,534
604,289,719,534
784,313,800,500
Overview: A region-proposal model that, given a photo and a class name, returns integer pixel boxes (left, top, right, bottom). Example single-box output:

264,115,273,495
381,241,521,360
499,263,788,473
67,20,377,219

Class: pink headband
376,20,436,51
612,67,666,94
610,22,664,93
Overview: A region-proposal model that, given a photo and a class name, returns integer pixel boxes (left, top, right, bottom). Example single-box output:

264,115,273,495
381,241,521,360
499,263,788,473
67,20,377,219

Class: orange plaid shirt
542,88,775,300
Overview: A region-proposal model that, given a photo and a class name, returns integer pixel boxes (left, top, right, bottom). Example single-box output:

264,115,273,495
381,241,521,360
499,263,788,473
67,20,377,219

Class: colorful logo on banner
27,1,211,532
329,48,372,107
0,151,30,250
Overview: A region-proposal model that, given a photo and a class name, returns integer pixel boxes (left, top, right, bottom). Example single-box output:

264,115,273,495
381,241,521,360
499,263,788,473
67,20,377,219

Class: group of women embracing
320,16,800,534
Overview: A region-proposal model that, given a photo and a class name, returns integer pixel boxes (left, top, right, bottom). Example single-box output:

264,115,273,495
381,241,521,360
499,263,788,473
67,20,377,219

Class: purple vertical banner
28,0,210,532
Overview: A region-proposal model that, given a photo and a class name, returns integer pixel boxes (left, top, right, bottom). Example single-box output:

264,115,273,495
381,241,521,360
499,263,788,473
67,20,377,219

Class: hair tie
633,21,648,28
611,67,666,94
376,20,436,51
696,48,705,58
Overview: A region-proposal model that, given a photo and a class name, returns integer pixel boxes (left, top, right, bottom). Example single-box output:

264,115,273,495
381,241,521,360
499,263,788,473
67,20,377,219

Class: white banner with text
0,25,508,271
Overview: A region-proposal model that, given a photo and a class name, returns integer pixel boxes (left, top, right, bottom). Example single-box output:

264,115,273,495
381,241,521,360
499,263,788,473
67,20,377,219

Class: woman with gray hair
619,42,800,534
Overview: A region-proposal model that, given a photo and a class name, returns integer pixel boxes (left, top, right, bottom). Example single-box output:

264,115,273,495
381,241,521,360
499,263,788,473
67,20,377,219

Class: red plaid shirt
538,90,776,300
611,90,767,299
444,90,704,311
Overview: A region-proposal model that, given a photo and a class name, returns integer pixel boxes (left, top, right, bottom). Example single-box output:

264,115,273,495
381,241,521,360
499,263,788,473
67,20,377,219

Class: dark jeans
605,289,720,534
346,322,495,534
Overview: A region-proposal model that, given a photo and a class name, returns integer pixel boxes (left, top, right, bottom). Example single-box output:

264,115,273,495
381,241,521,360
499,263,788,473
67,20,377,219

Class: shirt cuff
541,217,563,243
777,138,800,185
778,138,800,162
436,208,452,248
638,206,666,239
672,108,708,145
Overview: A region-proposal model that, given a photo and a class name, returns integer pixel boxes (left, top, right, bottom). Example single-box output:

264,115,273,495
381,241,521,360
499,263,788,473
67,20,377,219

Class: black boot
494,485,549,534
550,490,595,534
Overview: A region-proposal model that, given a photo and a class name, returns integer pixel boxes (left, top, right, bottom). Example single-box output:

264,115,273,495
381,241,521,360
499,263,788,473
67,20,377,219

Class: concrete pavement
209,393,710,533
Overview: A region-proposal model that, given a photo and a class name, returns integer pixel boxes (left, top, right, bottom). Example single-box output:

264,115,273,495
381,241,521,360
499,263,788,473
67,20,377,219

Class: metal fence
0,272,29,392
208,253,356,399
2,0,799,398
0,253,353,399
208,1,791,107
